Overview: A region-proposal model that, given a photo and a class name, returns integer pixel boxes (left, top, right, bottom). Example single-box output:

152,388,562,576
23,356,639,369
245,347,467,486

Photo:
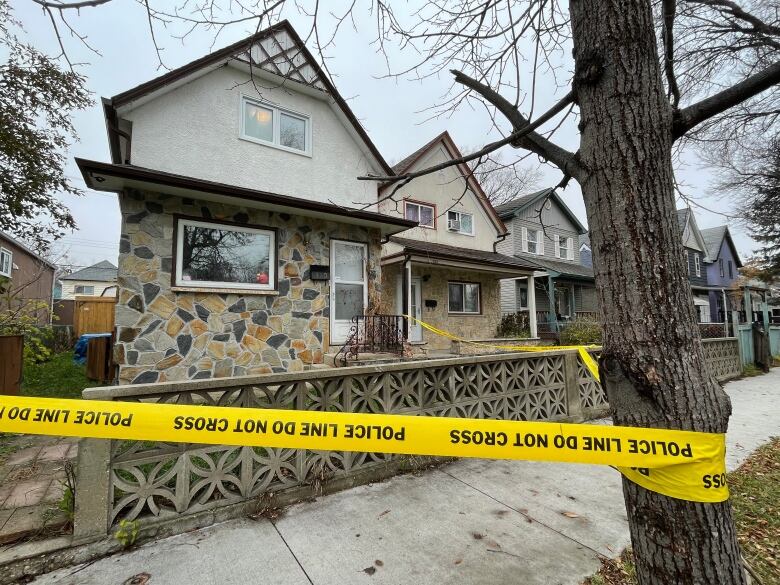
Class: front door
330,240,368,344
409,278,423,342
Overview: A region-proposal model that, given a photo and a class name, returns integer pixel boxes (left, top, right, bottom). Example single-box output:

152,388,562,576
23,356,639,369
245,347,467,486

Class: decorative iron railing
335,314,407,366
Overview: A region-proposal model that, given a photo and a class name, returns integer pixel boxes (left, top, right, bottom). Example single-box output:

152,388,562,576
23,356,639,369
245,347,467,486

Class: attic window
240,96,310,156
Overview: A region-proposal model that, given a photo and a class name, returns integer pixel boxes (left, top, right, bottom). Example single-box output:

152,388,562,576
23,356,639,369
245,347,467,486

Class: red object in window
256,272,269,284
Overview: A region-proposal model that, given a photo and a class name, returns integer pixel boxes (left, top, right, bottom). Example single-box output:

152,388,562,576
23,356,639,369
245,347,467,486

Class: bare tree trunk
569,1,746,583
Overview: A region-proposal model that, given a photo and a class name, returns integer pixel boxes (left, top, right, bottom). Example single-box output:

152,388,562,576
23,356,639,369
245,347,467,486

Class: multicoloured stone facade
113,189,382,384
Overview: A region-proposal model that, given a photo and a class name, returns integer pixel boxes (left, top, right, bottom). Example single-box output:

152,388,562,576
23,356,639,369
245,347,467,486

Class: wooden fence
74,296,116,338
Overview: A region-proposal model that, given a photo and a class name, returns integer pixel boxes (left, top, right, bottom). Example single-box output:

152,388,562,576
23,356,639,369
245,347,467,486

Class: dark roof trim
0,231,57,270
105,20,393,175
387,237,540,272
75,159,418,234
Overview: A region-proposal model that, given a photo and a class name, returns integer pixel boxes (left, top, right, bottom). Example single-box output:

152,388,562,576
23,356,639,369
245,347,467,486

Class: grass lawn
584,437,780,585
20,350,102,399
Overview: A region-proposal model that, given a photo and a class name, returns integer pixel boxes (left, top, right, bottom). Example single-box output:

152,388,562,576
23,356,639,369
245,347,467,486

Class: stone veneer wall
114,189,382,384
381,264,502,351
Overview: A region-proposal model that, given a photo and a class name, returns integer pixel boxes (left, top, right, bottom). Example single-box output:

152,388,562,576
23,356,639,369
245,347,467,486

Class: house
495,190,597,329
676,208,714,321
58,260,118,299
76,21,415,383
579,233,592,267
701,225,742,323
0,231,56,325
379,132,540,351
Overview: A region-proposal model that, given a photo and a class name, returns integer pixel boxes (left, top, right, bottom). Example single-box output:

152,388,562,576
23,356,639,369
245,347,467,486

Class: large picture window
175,218,276,290
241,96,310,155
448,281,480,314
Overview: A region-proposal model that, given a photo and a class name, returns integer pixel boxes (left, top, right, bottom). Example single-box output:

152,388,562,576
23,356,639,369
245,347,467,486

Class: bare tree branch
450,69,583,179
674,59,780,137
358,88,576,184
662,0,681,108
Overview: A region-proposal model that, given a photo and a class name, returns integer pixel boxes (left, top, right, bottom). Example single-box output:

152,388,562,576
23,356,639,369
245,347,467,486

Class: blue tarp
73,333,112,365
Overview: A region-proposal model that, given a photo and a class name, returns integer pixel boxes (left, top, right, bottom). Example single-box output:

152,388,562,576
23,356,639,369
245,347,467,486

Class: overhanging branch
450,70,584,180
358,89,576,183
674,60,780,138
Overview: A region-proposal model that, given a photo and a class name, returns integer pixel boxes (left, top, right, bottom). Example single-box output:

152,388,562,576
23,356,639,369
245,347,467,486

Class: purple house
701,226,742,322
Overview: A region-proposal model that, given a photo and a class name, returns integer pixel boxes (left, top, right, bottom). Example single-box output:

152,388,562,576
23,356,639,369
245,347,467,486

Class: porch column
402,258,412,338
744,286,753,324
547,274,557,332
721,289,728,336
527,275,537,338
570,285,577,316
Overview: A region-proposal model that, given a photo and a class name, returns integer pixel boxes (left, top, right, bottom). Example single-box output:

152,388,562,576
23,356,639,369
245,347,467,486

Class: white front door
409,277,423,342
330,240,368,344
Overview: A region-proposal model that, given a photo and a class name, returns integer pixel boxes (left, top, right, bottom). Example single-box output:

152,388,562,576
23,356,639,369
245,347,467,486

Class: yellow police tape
403,315,601,382
0,396,728,503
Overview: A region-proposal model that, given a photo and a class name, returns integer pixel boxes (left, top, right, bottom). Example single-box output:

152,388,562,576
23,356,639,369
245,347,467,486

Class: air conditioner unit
448,219,461,231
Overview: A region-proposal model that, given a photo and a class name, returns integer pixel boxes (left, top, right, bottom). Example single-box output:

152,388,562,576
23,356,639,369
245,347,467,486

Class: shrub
560,318,602,345
496,312,531,338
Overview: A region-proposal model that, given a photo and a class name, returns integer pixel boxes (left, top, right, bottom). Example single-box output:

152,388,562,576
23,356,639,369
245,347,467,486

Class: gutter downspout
493,233,508,253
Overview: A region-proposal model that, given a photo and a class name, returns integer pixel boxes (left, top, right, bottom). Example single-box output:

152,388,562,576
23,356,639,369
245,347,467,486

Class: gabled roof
384,131,507,236
579,232,591,250
61,260,118,282
0,230,57,270
701,225,743,268
495,189,588,235
676,207,709,258
102,20,392,176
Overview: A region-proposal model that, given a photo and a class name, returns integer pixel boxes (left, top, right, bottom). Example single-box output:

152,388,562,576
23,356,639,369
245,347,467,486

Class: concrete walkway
31,370,779,585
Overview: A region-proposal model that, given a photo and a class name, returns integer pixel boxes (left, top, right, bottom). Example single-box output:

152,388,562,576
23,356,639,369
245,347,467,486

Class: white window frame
404,200,436,229
239,95,312,157
694,254,701,277
74,285,95,295
446,210,475,235
521,227,544,255
555,235,573,260
0,247,12,277
175,217,276,291
448,281,481,314
719,258,724,277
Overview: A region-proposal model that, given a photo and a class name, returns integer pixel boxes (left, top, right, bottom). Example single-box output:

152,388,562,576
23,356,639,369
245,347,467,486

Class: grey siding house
496,189,597,328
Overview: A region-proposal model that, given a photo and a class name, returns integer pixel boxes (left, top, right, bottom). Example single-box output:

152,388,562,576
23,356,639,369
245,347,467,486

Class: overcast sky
12,1,756,268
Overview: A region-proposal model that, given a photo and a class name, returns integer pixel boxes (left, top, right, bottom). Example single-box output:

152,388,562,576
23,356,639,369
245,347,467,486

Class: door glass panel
334,283,364,320
334,243,364,281
411,282,420,318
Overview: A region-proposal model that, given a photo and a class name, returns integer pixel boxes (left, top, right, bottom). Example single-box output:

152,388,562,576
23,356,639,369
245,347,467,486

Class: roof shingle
60,260,118,282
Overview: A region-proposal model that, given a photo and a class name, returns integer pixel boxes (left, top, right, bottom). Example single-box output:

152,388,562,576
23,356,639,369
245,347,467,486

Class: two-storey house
701,226,743,323
676,208,714,322
0,231,56,325
495,190,597,330
379,132,539,352
76,21,416,383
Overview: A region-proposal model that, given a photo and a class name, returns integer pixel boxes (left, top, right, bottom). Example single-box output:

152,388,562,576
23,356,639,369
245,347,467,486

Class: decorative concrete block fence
73,338,741,540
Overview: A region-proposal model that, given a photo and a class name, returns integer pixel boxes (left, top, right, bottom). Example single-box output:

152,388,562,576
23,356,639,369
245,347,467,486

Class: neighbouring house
58,261,118,299
379,132,540,352
0,231,56,326
495,190,597,332
701,225,743,323
76,21,415,383
579,233,592,268
676,208,714,322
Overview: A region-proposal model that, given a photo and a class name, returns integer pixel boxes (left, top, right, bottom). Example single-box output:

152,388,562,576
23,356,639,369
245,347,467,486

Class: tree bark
569,1,747,583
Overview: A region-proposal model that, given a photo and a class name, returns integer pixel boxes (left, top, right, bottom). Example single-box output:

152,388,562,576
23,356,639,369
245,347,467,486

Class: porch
381,238,541,352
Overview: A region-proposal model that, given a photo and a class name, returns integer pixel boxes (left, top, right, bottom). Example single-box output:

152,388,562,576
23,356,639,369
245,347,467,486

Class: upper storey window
241,97,311,156
404,200,435,229
447,211,474,235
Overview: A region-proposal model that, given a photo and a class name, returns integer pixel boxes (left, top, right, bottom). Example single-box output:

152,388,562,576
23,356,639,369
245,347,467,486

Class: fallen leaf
378,510,390,519
375,560,384,567
485,539,501,549
472,532,485,540
562,511,580,518
363,567,377,576
123,574,151,585
454,558,463,565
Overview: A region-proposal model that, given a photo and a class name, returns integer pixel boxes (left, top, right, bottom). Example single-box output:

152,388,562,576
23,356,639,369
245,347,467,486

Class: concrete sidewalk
32,370,779,585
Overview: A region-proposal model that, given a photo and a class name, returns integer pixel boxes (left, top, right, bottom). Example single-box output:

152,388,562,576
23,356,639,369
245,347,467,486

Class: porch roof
384,237,540,275
75,159,418,238
513,253,595,281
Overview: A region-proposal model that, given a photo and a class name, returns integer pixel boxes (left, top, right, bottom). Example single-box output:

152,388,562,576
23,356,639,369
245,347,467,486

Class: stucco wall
382,264,501,351
114,189,382,383
379,144,499,252
121,65,381,208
